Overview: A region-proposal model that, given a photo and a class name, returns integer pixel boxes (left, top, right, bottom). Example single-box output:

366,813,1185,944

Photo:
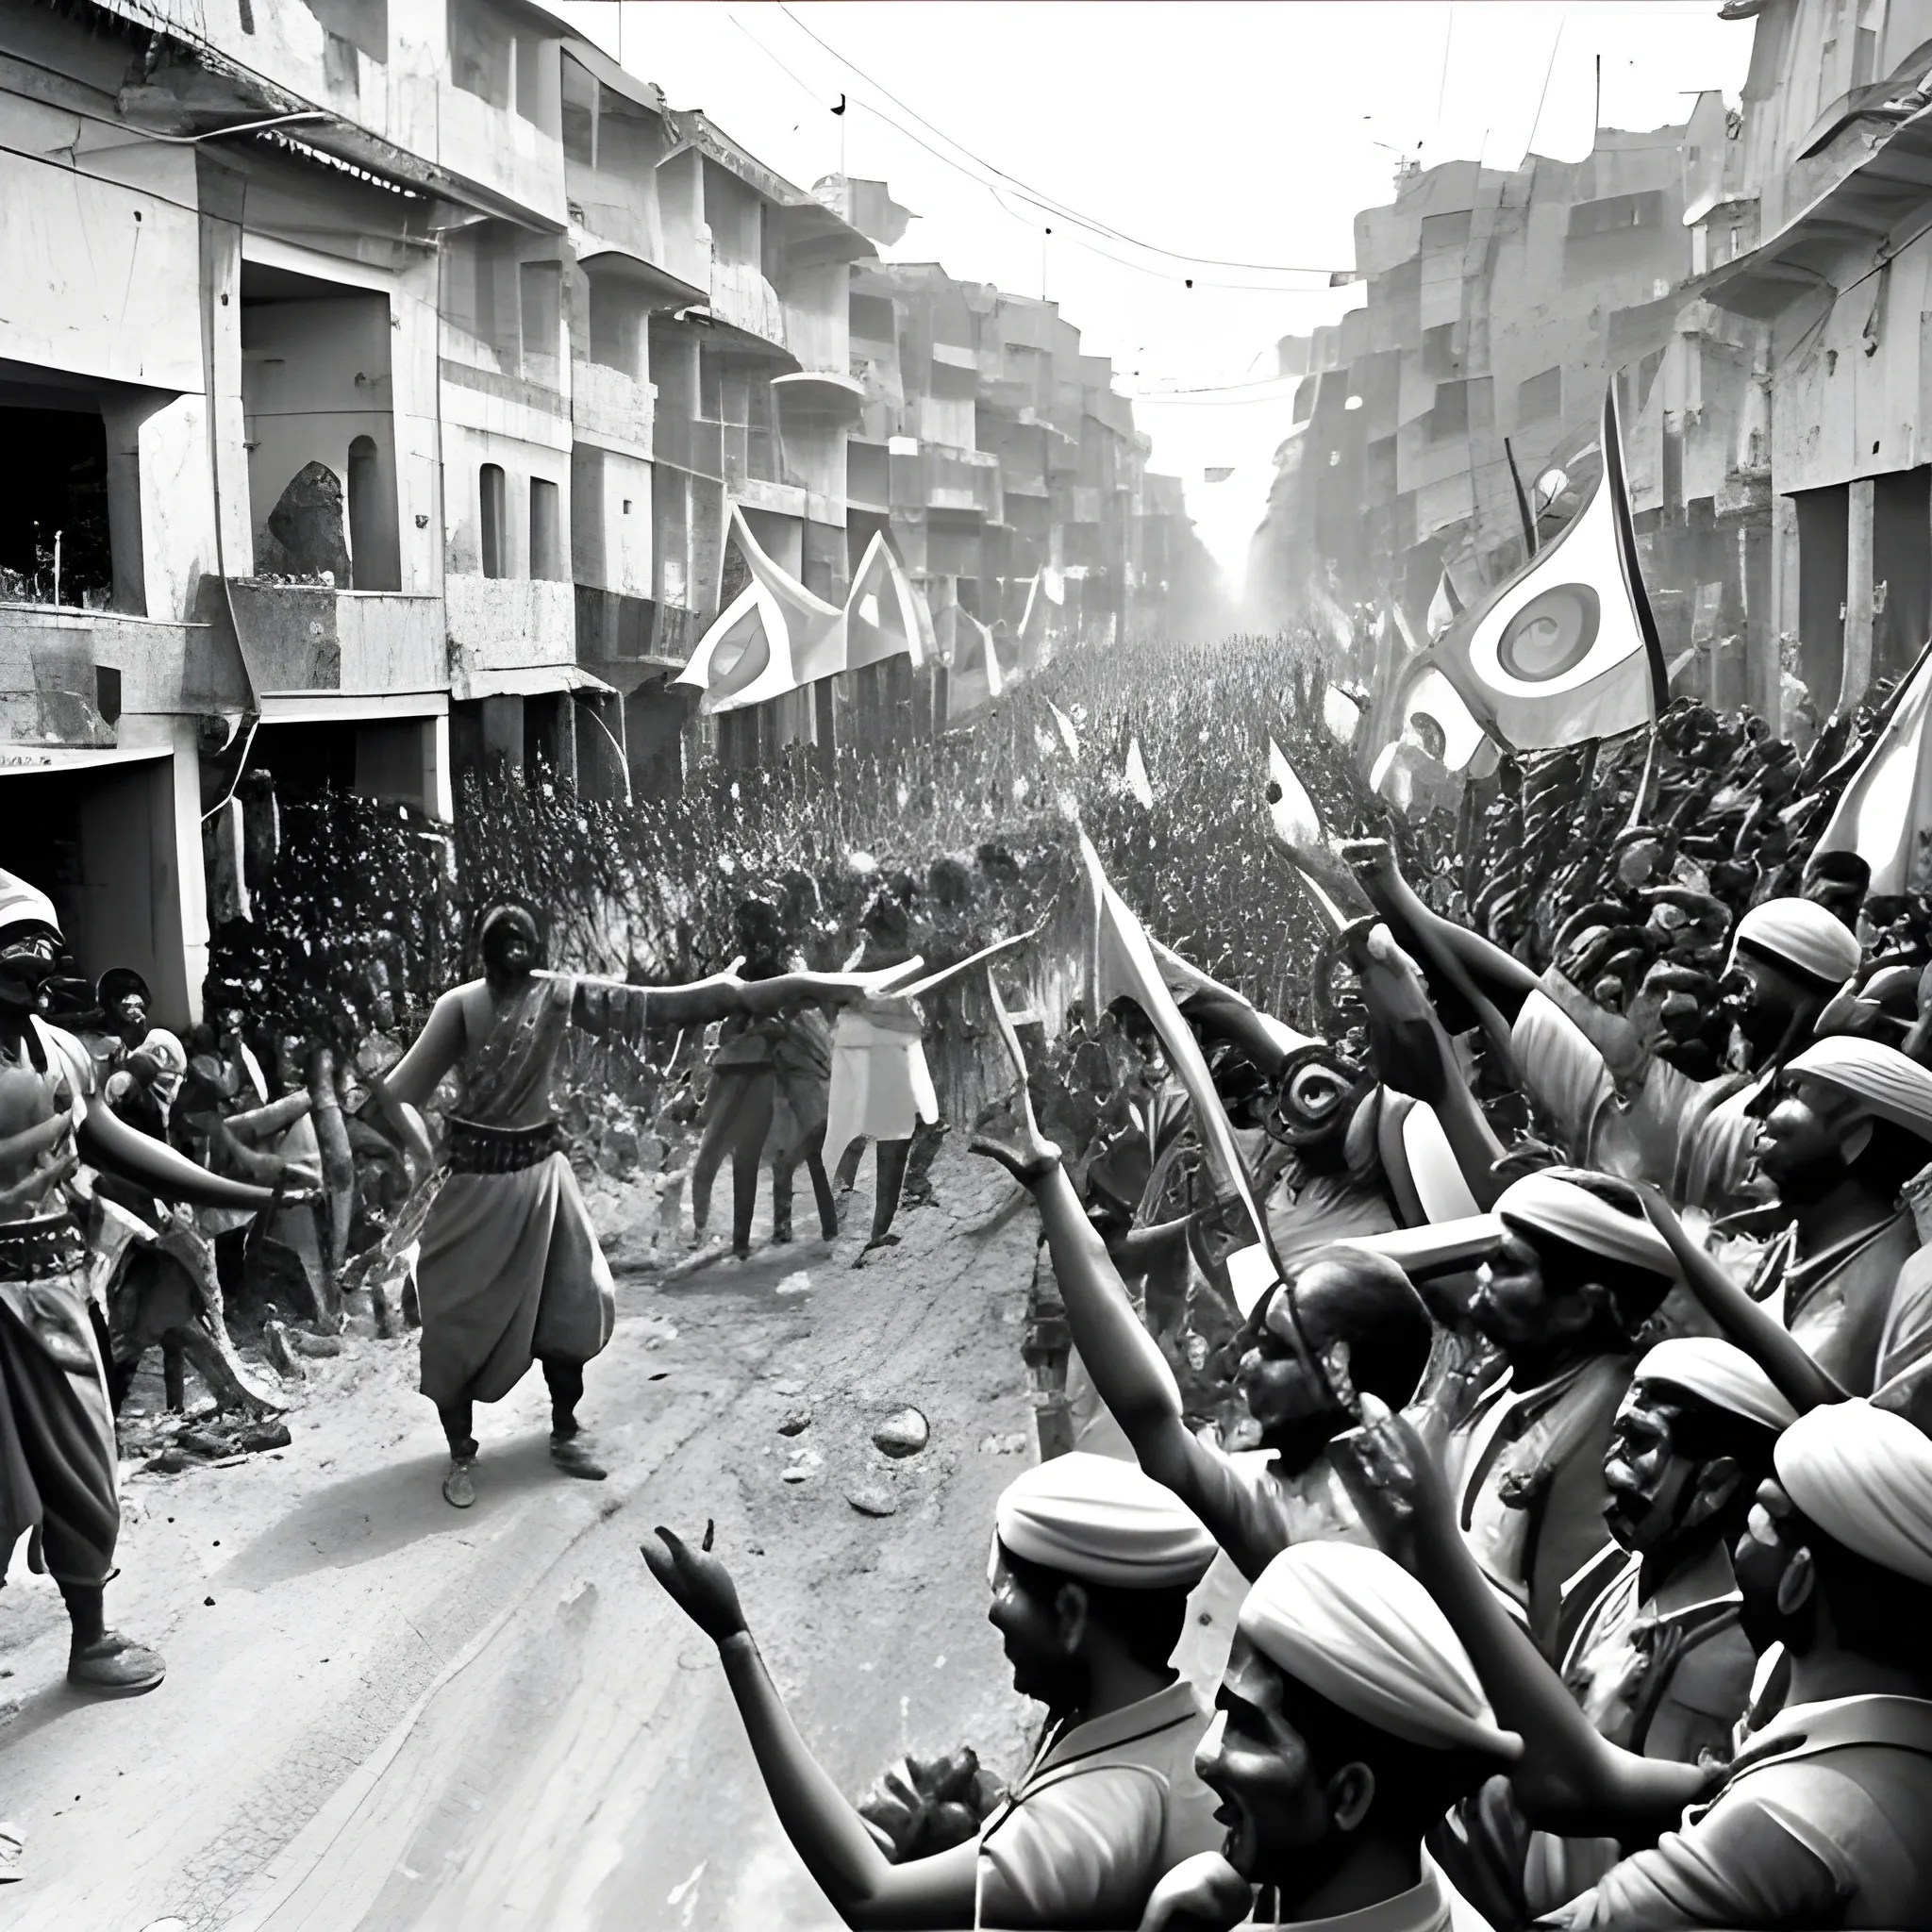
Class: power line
772,1,1350,279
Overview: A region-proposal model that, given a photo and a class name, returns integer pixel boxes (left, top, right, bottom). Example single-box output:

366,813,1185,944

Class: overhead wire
769,1,1351,278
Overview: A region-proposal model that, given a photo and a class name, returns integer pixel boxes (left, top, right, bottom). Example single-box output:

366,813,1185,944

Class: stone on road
0,1158,1038,1931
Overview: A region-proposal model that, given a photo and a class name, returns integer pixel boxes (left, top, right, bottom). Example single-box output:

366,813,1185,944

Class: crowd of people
6,614,1928,1924
635,661,1932,1927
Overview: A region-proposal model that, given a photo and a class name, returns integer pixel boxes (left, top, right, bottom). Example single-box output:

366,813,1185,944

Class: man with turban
1347,841,1862,1215
643,1452,1225,1928
1542,1397,1932,1928
971,1033,1435,1585
1446,1339,1795,1925
1733,1035,1932,1396
0,870,308,1697
1446,1168,1683,1654
78,967,153,1078
1334,1393,1932,1929
364,902,918,1508
1139,1542,1513,1931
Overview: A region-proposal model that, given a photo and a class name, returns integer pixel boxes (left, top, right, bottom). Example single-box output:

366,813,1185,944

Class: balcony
0,602,144,745
1703,95,1932,321
216,583,445,703
573,360,657,454
889,444,1002,518
445,576,578,698
708,258,789,350
436,77,568,233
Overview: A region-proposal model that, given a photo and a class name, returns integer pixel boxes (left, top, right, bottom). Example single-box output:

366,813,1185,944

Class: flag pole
1503,436,1539,558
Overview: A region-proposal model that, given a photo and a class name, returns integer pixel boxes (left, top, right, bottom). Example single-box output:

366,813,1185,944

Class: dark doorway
1874,467,1930,685
247,722,358,796
0,407,111,606
1793,484,1849,710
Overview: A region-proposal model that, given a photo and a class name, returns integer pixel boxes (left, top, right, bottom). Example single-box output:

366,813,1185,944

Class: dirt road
0,1154,1044,1932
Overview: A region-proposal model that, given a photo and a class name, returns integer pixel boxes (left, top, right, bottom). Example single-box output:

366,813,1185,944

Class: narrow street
0,1156,1043,1932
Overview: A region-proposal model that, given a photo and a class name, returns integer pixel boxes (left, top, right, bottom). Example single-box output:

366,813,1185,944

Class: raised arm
1632,1185,1846,1415
643,1528,976,1930
971,974,1247,1548
1332,1398,1710,1844
1349,922,1509,1210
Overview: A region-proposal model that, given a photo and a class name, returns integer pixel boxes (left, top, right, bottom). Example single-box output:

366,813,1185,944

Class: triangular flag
1124,737,1153,808
845,530,932,672
941,606,1005,723
1267,739,1324,850
1812,639,1932,895
1077,830,1277,1311
1047,700,1081,760
675,507,845,714
1426,568,1464,641
1426,385,1667,751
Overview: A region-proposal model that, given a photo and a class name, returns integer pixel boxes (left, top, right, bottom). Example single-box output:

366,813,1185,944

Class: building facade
0,1,1207,1026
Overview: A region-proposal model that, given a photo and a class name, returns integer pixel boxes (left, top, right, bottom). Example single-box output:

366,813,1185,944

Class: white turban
1730,898,1861,993
1492,1169,1678,1281
991,1452,1218,1591
0,870,59,939
1634,1337,1798,1436
1238,1542,1522,1759
1785,1035,1932,1143
1774,1398,1932,1588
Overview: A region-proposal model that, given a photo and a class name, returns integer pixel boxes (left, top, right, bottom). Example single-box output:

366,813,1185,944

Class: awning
771,370,867,411
259,690,449,724
0,742,169,775
451,665,619,703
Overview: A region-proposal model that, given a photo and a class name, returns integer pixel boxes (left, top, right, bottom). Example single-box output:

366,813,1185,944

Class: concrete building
0,4,1208,1024
1689,0,1932,725
1247,130,1704,666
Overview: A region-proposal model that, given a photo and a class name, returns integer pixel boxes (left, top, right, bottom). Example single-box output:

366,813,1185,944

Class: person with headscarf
1347,840,1863,1216
0,870,308,1697
1445,1168,1683,1655
1733,1035,1932,1396
1139,1543,1513,1931
1334,1388,1932,1928
1446,1339,1796,1927
362,900,910,1508
644,1452,1225,1928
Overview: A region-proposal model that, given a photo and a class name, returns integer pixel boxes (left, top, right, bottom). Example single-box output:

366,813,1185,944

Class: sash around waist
0,1210,87,1281
444,1115,567,1175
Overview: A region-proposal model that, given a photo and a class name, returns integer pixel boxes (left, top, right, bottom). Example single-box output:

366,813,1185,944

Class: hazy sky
548,2,1757,590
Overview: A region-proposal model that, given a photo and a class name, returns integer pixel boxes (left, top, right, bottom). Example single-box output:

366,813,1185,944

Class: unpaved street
0,1156,1043,1932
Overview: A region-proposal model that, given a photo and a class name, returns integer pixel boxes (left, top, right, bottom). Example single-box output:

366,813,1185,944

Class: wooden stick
889,926,1040,1002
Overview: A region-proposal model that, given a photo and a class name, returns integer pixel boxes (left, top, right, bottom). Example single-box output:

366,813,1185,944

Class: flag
1423,385,1667,751
1078,831,1278,1311
941,604,1005,722
1046,700,1081,760
1426,568,1463,641
1124,736,1153,808
675,507,845,714
1812,639,1932,895
1265,740,1374,925
845,530,932,672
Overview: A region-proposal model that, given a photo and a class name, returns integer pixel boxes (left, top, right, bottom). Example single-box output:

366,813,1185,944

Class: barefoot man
365,902,919,1508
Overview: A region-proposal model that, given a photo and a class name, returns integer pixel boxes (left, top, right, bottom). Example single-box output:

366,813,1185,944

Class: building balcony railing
709,258,790,350
219,583,445,701
445,576,578,696
573,360,657,453
0,601,141,745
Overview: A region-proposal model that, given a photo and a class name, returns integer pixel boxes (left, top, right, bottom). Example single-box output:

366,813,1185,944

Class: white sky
548,2,1756,594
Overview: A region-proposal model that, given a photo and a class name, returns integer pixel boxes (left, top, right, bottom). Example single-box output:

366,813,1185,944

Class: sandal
68,1632,166,1695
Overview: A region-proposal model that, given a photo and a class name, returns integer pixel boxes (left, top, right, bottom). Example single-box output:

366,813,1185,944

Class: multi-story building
1247,130,1708,667
0,5,1208,1025
1687,0,1932,726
